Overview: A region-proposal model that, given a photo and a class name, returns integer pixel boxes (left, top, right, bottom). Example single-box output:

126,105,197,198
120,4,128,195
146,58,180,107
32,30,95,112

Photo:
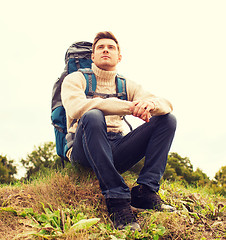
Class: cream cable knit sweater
61,63,173,157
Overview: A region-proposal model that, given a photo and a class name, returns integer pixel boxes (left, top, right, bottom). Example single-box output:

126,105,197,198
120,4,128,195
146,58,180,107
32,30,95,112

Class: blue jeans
71,109,176,199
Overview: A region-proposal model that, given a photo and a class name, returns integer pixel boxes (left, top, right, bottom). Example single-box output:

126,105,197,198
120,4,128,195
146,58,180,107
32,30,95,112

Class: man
61,31,177,230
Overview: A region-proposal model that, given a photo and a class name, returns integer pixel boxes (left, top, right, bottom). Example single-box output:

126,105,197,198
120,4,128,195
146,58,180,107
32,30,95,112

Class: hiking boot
131,184,176,212
105,198,141,231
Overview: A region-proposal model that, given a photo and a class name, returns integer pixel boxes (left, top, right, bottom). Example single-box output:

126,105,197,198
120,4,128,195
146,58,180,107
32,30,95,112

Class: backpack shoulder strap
116,74,132,131
116,74,127,100
78,68,97,95
78,69,127,100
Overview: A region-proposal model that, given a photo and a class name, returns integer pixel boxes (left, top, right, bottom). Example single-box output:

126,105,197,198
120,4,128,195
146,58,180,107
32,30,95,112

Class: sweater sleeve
126,79,173,116
61,71,132,120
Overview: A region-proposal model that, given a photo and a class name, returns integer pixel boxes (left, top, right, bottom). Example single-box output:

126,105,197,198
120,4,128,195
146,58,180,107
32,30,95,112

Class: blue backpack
51,41,131,164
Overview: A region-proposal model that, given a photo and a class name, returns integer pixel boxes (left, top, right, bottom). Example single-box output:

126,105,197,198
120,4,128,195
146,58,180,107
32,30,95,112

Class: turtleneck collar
92,63,117,85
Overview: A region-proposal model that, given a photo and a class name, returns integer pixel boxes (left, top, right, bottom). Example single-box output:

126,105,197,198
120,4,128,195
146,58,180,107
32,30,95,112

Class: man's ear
91,53,94,61
118,54,122,63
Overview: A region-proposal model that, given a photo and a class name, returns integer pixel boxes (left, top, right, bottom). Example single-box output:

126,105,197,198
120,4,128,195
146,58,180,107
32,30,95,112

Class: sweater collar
92,63,117,84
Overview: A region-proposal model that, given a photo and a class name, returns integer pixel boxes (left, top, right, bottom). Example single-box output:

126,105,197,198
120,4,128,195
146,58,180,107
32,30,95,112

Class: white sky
1,0,225,179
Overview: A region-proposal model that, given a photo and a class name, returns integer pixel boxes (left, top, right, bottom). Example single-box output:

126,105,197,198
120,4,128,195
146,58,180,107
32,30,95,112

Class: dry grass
0,167,225,240
0,168,105,240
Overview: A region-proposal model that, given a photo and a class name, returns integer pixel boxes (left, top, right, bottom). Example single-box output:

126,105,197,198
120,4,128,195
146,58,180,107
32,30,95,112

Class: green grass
0,165,225,240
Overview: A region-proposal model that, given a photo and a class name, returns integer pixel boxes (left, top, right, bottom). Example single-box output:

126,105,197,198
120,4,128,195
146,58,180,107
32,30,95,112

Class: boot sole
131,205,147,213
109,218,141,231
131,204,176,212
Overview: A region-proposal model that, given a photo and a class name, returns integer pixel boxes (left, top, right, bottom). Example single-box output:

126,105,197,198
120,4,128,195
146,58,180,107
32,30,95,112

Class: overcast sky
1,0,225,179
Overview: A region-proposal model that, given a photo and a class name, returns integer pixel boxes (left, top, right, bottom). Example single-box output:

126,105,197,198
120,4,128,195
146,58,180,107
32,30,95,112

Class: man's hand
130,100,155,122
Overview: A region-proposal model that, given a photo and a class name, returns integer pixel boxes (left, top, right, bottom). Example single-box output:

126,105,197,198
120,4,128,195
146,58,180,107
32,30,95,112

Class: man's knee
151,113,177,133
164,113,177,132
81,109,106,128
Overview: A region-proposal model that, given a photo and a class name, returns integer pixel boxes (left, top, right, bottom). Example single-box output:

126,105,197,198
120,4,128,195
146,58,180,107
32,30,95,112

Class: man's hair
92,31,120,53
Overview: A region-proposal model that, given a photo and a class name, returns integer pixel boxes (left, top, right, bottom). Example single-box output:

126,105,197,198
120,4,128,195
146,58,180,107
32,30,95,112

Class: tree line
0,142,225,196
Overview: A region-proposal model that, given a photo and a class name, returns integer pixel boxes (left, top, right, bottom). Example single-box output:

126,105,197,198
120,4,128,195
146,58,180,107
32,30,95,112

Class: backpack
51,41,132,165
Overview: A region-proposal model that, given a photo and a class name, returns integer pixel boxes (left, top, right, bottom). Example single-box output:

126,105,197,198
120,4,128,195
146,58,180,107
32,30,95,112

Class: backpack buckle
87,91,95,97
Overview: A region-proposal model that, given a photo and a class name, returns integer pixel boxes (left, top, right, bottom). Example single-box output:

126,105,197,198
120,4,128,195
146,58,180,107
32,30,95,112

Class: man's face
91,38,122,71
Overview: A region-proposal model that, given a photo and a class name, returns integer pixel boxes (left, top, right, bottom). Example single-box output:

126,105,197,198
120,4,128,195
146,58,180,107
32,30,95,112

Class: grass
0,164,225,240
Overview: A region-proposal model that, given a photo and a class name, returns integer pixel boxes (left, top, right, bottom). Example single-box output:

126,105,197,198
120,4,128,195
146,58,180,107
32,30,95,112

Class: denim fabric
71,109,176,199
